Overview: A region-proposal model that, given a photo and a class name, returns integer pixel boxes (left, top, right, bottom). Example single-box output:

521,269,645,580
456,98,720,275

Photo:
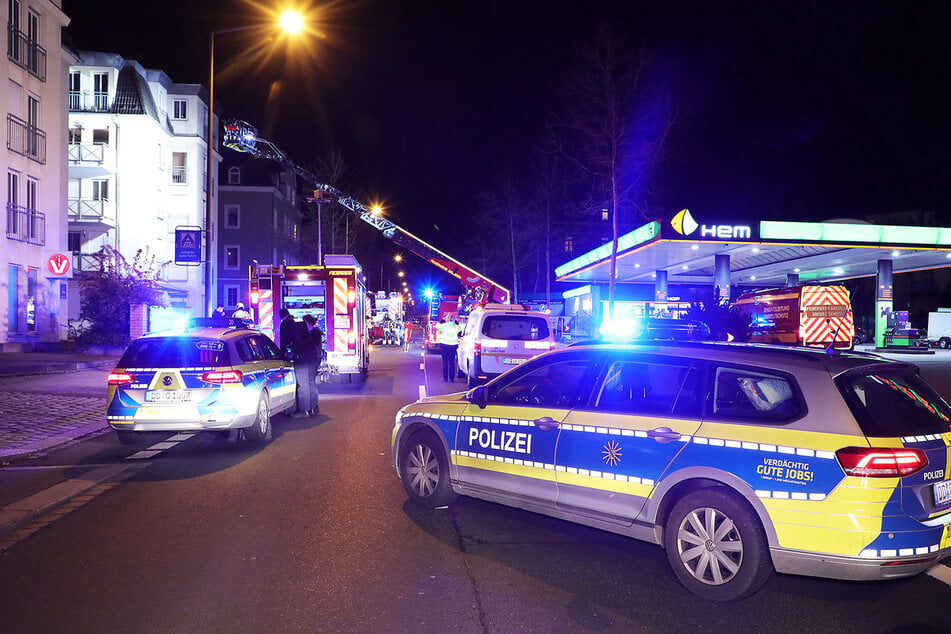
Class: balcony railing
67,90,111,112
7,114,46,163
67,198,109,223
171,165,187,184
6,203,45,245
7,25,46,81
73,252,105,273
67,142,105,163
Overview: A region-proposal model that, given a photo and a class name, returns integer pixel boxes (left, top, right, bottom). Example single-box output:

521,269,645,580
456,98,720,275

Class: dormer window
228,167,241,184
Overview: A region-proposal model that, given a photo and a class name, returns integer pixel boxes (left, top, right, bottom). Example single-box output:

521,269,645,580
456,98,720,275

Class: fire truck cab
249,255,370,381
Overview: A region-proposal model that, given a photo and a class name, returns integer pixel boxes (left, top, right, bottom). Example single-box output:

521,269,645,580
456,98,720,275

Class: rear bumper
107,410,258,432
772,545,951,581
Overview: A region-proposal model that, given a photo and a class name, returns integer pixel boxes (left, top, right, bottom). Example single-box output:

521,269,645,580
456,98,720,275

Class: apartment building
217,153,306,312
67,51,217,319
1,0,71,351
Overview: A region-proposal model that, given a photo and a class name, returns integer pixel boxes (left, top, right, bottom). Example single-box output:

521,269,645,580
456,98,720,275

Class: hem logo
670,209,752,240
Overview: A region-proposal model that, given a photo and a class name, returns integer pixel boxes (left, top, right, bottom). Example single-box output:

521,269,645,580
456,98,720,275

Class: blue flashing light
598,317,645,342
423,288,435,300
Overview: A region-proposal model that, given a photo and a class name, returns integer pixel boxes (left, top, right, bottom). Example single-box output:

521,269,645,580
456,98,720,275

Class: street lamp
204,10,304,315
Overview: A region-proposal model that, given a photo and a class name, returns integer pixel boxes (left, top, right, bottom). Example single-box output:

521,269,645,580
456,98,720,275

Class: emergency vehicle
371,291,405,345
392,341,951,600
734,284,855,349
249,255,370,381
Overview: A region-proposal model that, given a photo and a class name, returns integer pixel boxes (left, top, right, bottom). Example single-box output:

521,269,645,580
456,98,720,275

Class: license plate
934,480,951,506
145,390,193,402
503,357,526,365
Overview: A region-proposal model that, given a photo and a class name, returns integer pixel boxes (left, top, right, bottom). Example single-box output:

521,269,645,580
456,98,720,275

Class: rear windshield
481,315,550,341
118,337,231,368
836,370,951,437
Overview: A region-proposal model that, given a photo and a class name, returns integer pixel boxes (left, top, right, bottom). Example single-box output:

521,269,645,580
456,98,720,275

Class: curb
0,359,116,377
0,463,132,541
0,421,110,461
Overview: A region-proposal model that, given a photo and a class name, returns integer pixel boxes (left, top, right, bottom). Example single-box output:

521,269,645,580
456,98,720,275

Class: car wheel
664,488,772,601
244,393,272,444
400,430,458,507
115,430,144,445
939,338,950,349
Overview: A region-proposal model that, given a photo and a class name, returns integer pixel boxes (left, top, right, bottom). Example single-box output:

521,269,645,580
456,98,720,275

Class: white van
457,304,555,387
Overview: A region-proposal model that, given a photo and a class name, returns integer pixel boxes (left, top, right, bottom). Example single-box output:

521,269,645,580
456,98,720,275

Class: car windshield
118,337,232,368
837,369,951,437
481,315,550,341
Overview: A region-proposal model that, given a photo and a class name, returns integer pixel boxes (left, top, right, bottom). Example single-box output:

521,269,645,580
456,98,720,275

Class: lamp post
204,11,304,315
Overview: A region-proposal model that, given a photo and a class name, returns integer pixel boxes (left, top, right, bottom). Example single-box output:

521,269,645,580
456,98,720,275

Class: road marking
126,432,196,460
419,362,425,370
927,564,951,586
127,450,162,460
419,385,427,400
167,433,195,441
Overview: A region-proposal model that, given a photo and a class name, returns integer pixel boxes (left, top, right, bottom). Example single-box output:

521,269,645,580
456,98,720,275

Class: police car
107,318,297,445
391,341,951,600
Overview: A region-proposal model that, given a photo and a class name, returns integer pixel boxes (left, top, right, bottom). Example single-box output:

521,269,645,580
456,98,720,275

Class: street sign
47,253,71,276
175,227,202,264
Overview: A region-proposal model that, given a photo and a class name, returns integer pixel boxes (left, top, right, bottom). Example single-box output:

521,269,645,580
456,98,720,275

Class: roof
556,212,951,289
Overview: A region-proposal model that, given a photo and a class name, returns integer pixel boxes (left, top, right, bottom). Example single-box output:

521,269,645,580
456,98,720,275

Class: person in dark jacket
279,308,319,417
303,314,324,413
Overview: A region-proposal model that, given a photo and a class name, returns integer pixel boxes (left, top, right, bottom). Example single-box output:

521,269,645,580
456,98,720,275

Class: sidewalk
0,351,120,460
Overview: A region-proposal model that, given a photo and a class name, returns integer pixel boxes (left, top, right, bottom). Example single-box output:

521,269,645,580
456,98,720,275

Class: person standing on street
403,319,413,352
436,317,461,382
279,308,318,417
302,314,324,414
231,302,250,320
212,304,226,318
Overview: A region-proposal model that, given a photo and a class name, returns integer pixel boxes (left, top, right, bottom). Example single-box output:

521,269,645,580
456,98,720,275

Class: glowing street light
394,254,402,263
398,271,404,278
204,9,305,314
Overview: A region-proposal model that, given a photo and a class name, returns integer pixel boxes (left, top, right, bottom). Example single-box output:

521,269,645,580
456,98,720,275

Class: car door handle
647,427,681,443
533,417,560,431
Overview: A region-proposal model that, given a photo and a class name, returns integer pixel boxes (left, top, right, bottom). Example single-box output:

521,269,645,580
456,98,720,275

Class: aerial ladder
221,120,511,307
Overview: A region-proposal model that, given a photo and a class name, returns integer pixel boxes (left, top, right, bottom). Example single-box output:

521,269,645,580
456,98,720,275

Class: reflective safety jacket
436,321,461,345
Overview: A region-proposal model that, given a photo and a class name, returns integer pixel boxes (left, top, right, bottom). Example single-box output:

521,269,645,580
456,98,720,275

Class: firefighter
436,317,462,382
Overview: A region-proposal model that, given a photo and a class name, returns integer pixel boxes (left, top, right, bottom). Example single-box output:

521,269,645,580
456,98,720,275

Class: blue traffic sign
175,228,202,263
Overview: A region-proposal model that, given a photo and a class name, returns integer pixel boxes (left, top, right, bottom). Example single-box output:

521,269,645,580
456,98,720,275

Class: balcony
7,24,46,81
68,90,111,113
72,252,106,273
67,143,105,164
6,204,45,245
7,114,46,164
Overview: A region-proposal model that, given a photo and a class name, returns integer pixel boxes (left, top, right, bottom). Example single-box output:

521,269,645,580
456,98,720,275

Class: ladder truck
222,120,511,313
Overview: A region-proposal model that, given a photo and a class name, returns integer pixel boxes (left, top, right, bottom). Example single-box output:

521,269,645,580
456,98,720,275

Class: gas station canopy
555,212,951,288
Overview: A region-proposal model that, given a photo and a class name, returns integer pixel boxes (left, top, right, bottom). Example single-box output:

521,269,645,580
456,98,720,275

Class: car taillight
836,446,928,477
201,370,243,384
474,341,481,352
107,372,134,385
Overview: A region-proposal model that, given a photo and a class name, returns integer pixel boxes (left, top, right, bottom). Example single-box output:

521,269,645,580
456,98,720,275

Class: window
171,152,187,184
68,231,81,252
172,99,187,120
595,359,702,416
93,72,108,111
224,204,240,228
490,353,602,409
235,336,262,363
601,209,609,221
564,236,573,253
68,72,80,109
68,126,81,144
26,267,35,332
227,167,240,184
7,170,19,237
92,179,108,201
224,284,239,307
25,177,37,241
481,315,550,341
256,335,282,360
92,128,109,145
712,367,802,422
225,245,239,269
117,337,231,368
837,370,951,437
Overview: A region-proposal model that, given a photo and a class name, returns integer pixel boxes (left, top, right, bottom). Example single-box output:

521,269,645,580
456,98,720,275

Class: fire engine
734,284,855,349
249,255,370,381
223,119,510,325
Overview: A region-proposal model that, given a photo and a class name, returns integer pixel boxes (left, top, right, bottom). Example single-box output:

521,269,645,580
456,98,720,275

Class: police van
457,304,555,388
392,341,951,600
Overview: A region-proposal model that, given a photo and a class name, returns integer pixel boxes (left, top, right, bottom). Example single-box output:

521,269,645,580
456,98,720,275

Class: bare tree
305,147,349,257
550,21,677,319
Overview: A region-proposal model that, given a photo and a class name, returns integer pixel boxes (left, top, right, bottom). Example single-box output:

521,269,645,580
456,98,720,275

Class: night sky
62,1,951,285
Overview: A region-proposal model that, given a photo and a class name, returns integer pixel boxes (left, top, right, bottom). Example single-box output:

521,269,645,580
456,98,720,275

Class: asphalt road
0,346,950,632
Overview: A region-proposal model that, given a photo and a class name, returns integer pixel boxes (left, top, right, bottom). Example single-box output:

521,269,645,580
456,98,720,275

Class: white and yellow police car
391,341,951,600
107,318,297,445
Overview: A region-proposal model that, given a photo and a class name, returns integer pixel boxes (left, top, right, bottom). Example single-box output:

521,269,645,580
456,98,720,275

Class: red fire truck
249,255,370,381
734,284,855,349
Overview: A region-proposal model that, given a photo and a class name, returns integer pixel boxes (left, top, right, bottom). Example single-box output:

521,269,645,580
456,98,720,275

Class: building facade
66,51,217,320
1,0,72,351
217,154,305,313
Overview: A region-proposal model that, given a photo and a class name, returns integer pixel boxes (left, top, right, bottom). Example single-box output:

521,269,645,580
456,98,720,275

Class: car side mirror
466,385,488,409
